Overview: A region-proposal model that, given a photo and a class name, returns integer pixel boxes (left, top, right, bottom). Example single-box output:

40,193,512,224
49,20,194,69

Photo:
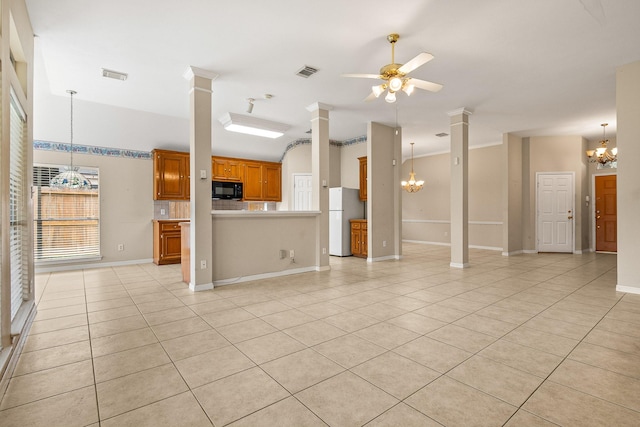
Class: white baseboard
213,266,318,287
450,262,470,269
35,258,154,273
616,285,640,295
316,265,331,272
367,255,401,263
502,250,524,256
402,240,502,252
189,282,214,292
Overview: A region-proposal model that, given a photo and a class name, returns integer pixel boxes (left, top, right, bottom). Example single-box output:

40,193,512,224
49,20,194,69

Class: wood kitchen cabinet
358,156,367,201
153,149,190,200
153,220,184,265
243,161,282,201
350,219,368,258
212,156,243,181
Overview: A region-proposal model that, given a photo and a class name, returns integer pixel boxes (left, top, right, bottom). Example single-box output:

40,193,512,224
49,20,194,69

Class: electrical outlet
444,231,448,237
383,240,387,247
200,260,207,269
290,249,295,258
117,244,124,251
322,248,327,255
160,209,166,215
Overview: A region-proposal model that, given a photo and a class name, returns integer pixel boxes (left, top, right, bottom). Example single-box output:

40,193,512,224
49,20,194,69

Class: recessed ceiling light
102,68,128,81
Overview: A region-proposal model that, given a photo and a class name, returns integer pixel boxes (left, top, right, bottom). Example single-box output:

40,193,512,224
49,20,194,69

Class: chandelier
586,123,617,166
401,142,424,193
50,90,91,190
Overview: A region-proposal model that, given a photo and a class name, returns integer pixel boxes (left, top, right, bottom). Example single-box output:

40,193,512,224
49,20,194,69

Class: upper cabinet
154,150,281,202
358,156,367,201
243,161,282,202
153,149,190,200
212,156,243,181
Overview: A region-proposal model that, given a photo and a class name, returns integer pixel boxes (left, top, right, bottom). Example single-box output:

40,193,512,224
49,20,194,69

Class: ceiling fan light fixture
385,91,396,103
403,83,415,96
372,84,385,98
389,76,403,92
219,112,290,139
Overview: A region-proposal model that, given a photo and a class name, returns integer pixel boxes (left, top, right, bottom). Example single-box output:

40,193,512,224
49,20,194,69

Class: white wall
33,150,154,268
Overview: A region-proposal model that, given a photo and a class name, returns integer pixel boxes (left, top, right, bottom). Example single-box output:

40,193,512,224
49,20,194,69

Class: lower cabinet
153,220,183,265
350,219,368,258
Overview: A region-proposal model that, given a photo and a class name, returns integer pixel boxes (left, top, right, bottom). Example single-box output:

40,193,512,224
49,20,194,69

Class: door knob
568,216,573,219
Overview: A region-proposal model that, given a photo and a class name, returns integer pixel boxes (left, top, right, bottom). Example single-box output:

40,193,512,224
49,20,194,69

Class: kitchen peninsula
209,210,321,285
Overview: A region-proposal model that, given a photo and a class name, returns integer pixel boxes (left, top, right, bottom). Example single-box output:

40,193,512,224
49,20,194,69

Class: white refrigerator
329,187,364,256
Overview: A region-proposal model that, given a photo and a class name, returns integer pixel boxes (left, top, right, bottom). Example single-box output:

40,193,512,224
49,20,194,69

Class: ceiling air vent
435,132,449,137
296,65,319,78
102,68,128,81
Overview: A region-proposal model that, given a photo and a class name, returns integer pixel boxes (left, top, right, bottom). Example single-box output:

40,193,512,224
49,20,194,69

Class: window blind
33,166,100,262
9,95,29,320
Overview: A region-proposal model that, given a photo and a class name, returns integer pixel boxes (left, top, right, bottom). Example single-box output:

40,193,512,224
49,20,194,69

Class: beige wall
402,144,503,249
280,139,366,210
280,143,312,210
502,133,523,254
340,142,367,190
368,122,401,260
211,214,317,282
616,60,640,292
33,150,154,268
527,135,588,252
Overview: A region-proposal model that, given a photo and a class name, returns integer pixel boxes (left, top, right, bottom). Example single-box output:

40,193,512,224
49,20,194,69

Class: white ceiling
26,0,640,161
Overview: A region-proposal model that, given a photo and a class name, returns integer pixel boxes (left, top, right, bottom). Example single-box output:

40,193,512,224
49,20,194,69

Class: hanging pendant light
50,90,91,190
585,123,618,167
401,142,424,193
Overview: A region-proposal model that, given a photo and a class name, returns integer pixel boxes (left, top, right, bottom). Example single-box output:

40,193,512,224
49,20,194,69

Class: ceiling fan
343,33,443,103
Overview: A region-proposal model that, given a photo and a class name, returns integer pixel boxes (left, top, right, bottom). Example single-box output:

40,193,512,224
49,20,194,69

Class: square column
184,66,217,291
448,108,472,268
306,102,332,270
616,60,640,294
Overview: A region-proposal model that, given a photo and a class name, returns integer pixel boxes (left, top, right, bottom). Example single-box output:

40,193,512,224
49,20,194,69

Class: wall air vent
102,68,128,81
435,132,449,137
296,65,319,78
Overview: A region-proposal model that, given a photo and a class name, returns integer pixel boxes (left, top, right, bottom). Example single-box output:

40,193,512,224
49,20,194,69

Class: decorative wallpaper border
33,140,152,160
279,135,367,162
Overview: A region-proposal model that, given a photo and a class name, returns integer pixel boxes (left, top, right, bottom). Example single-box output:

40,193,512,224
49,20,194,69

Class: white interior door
537,173,574,253
293,174,312,211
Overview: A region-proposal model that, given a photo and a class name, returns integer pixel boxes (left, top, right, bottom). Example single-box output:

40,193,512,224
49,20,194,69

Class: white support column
616,60,640,294
184,66,217,291
448,108,472,268
306,102,332,271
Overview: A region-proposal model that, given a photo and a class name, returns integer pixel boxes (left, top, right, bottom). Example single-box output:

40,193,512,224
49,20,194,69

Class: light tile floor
1,244,639,426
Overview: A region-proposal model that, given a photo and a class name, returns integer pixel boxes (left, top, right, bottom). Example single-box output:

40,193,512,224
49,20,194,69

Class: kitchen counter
210,210,322,285
211,210,321,218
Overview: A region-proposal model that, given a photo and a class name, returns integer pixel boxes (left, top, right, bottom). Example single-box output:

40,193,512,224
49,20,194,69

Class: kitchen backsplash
154,200,277,219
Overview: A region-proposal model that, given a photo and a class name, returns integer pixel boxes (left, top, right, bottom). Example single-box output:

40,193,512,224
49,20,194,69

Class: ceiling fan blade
398,52,434,75
364,92,378,102
409,78,443,93
342,73,382,79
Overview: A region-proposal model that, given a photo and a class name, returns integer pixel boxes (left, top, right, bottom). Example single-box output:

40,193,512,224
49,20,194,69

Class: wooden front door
595,175,617,252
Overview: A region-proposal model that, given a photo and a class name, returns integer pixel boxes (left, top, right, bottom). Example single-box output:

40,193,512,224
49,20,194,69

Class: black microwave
212,181,243,200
